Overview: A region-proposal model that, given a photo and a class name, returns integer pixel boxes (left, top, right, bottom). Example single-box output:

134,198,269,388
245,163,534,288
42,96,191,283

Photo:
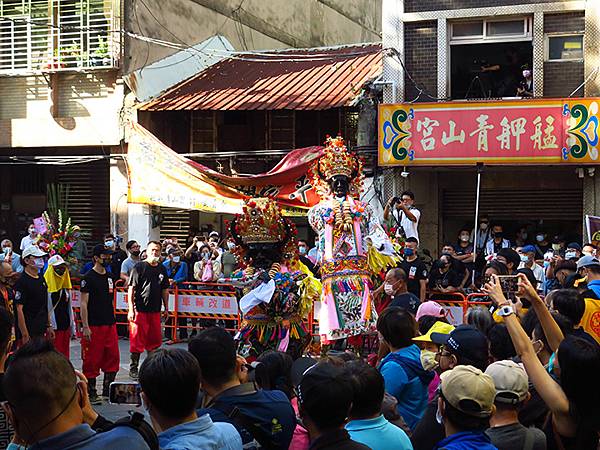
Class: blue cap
430,324,489,364
521,245,536,254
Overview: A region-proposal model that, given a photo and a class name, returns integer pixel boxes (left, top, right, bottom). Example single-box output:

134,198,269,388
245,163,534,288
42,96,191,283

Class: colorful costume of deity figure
308,136,399,342
230,198,320,359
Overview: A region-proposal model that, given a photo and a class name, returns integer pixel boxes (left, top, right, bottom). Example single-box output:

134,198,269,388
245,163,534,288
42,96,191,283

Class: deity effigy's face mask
329,175,350,198
246,243,280,270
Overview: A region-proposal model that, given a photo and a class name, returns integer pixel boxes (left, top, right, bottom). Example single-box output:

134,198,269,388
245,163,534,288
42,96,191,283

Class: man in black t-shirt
80,244,120,403
381,268,421,315
400,237,428,301
127,241,170,379
14,246,52,345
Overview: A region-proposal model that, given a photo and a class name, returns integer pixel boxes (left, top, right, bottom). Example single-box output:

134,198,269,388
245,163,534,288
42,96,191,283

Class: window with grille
0,0,118,74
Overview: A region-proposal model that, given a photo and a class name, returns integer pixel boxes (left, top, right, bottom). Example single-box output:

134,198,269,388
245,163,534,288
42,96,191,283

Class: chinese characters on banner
127,122,323,215
379,98,600,166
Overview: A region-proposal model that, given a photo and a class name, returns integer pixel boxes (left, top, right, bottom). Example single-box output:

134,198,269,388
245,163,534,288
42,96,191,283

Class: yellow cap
413,321,455,342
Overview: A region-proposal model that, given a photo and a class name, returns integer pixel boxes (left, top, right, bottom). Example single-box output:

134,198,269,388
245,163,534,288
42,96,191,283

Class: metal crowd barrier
70,279,241,342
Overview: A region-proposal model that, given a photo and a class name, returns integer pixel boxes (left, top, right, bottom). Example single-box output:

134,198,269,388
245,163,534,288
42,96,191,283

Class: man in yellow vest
576,255,600,345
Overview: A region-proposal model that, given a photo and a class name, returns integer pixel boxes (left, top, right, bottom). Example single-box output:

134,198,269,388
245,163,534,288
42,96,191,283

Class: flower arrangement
36,210,80,260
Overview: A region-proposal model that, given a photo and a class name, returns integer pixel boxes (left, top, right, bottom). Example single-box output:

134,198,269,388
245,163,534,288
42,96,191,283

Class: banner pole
472,164,483,286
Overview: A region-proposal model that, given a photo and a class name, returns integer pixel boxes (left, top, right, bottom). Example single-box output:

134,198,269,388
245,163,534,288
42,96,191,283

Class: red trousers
53,329,71,359
129,312,162,354
82,324,120,379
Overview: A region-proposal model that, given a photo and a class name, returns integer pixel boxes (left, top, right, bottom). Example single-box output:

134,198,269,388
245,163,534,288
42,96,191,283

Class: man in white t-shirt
383,190,421,243
19,224,38,252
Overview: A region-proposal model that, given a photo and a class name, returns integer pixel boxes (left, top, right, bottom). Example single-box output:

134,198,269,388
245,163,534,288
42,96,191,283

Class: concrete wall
124,0,382,73
0,71,123,148
543,12,585,97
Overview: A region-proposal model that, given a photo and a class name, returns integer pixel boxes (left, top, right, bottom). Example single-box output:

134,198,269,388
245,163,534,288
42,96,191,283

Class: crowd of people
0,196,599,450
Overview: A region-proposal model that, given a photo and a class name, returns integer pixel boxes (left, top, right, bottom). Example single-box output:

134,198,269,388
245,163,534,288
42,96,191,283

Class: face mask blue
404,248,414,256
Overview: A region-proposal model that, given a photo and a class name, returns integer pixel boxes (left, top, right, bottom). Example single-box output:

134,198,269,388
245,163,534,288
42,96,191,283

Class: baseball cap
92,244,114,257
440,365,495,417
577,255,600,270
431,324,489,364
413,321,455,342
485,360,529,405
521,245,536,254
291,356,318,387
167,247,180,256
22,245,46,259
415,301,446,321
47,255,66,266
209,231,219,238
567,242,582,251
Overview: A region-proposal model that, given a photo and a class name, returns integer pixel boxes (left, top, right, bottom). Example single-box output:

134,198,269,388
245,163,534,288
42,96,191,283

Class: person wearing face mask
128,241,170,380
454,229,474,262
13,245,53,346
564,242,581,261
485,224,510,257
410,325,490,450
400,237,428,302
471,217,492,253
44,255,75,359
69,226,87,271
80,244,120,404
380,268,420,315
104,233,128,281
428,254,464,294
516,66,533,98
533,232,552,259
19,223,38,252
0,239,23,274
120,240,142,284
193,244,222,283
163,248,188,286
163,248,189,341
517,245,545,291
413,321,455,402
221,239,239,278
297,239,317,276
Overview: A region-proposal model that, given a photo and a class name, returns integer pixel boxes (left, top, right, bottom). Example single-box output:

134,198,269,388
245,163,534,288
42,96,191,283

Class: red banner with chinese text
127,122,323,214
379,98,600,166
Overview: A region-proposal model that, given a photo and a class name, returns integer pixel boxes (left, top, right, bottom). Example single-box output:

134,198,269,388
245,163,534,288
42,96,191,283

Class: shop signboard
379,98,600,166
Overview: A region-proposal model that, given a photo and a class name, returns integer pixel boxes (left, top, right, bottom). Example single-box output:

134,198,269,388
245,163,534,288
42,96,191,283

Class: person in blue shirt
434,365,498,450
163,248,189,285
377,306,433,429
345,360,413,450
189,327,296,450
139,347,241,450
3,339,151,450
0,239,23,273
163,248,189,340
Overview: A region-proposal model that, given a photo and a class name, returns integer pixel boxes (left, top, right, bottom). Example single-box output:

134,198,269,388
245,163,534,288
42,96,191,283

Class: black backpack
99,412,159,450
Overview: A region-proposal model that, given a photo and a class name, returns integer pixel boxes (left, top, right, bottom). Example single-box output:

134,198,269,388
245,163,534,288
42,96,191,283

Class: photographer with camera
384,191,421,242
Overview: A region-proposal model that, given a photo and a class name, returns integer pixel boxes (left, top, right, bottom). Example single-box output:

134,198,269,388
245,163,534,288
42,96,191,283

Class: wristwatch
497,305,515,317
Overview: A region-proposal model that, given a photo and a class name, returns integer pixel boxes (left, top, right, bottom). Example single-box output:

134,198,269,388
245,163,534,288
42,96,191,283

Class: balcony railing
0,0,118,74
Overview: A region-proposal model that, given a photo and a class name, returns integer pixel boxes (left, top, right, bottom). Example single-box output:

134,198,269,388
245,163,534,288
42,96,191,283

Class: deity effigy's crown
235,198,287,244
317,135,358,180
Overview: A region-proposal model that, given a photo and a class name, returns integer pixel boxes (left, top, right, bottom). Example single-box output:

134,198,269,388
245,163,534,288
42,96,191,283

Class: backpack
211,401,278,450
99,412,159,450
